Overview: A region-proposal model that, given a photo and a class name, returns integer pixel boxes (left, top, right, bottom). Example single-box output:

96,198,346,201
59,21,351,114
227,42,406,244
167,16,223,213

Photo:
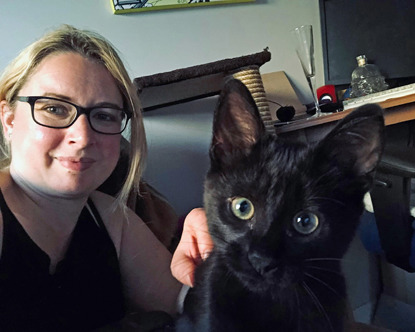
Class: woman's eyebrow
40,92,72,100
91,101,124,109
39,92,123,109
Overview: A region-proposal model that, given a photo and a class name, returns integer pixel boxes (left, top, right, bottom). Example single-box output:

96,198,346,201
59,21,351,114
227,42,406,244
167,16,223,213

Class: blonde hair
0,24,147,209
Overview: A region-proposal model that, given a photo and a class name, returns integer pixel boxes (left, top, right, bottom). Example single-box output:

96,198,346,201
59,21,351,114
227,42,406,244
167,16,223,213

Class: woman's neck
5,168,89,234
0,168,93,272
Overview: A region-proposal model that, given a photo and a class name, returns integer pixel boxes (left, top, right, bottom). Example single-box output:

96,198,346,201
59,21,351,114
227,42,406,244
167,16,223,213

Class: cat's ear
316,104,385,175
210,79,265,165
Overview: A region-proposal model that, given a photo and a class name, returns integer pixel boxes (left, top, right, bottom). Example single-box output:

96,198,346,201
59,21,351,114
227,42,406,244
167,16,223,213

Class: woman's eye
35,101,69,117
231,197,255,220
293,212,319,235
43,105,68,116
94,112,116,122
92,109,122,123
48,106,64,114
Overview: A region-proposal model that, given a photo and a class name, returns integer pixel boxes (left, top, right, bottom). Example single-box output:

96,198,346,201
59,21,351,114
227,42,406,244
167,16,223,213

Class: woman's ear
0,100,15,141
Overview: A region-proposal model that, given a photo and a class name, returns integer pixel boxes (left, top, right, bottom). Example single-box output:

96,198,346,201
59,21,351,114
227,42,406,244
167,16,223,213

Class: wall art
111,0,254,13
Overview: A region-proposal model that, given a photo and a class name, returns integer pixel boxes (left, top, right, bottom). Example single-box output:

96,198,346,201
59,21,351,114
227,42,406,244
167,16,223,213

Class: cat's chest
188,251,347,332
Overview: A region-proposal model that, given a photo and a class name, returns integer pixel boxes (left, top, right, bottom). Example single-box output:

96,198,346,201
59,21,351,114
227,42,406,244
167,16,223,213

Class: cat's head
204,78,384,295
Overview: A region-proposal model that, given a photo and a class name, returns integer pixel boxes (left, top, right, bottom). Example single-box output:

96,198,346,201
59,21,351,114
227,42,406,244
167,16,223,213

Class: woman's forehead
20,52,123,106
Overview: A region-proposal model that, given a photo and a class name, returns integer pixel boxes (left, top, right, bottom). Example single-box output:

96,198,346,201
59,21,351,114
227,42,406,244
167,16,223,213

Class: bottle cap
356,55,367,67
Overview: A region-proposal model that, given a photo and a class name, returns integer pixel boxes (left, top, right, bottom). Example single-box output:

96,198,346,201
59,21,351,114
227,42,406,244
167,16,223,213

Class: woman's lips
56,157,96,172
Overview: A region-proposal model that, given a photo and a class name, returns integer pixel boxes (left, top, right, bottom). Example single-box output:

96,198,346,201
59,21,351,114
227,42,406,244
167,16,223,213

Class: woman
0,24,211,331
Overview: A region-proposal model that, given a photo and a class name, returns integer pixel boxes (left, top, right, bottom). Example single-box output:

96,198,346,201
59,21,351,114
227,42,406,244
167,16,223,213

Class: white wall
143,97,216,216
0,0,323,103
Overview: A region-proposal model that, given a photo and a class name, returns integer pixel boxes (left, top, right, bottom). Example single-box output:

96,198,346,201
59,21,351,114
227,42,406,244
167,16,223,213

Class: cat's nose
248,250,278,275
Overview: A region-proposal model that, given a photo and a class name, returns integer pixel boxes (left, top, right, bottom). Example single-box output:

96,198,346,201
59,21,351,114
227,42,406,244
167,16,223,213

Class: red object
317,85,337,103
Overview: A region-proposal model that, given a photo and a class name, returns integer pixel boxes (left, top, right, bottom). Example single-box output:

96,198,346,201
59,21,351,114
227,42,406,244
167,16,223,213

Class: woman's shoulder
90,190,118,209
0,169,12,189
89,191,144,255
89,190,140,223
0,169,10,258
89,191,124,254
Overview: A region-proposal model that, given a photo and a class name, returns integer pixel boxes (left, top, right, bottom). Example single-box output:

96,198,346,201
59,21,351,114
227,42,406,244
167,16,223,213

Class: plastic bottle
350,55,388,98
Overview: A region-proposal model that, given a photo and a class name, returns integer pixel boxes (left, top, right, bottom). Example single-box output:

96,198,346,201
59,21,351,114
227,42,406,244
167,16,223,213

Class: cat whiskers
305,257,359,267
293,286,303,332
302,282,334,332
304,272,342,298
305,265,342,276
305,258,343,262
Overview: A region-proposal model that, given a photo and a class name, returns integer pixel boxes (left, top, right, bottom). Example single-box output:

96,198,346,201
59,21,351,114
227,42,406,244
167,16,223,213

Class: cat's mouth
230,257,303,297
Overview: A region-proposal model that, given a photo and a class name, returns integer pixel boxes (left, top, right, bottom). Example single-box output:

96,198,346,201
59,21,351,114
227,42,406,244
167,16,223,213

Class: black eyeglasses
16,96,132,135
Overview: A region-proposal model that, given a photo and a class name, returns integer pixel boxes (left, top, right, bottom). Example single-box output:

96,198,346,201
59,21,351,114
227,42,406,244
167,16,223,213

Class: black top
0,191,125,331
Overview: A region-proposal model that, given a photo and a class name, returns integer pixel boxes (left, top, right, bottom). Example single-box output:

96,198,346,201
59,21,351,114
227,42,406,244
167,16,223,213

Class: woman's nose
66,114,96,146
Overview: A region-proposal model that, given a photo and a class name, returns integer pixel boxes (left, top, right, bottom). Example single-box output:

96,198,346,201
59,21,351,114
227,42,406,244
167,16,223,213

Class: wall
0,0,323,103
143,97,216,215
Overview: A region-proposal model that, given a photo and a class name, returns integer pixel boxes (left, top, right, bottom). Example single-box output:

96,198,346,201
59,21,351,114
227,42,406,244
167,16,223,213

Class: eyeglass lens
32,98,128,134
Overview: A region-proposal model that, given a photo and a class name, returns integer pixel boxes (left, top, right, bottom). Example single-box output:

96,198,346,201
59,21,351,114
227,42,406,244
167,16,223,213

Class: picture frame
111,0,254,14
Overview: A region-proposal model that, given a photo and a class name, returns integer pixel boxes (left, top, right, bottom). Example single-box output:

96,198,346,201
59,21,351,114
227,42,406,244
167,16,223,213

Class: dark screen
320,0,415,86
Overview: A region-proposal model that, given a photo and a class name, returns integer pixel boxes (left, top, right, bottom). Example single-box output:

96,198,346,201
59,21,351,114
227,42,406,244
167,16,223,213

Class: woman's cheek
34,129,46,141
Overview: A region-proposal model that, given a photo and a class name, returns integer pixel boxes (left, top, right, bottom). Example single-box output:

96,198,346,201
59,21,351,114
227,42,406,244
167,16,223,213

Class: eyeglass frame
16,96,132,135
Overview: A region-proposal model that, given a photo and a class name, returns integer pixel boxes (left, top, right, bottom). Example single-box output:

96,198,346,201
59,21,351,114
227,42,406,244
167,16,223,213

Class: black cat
177,79,384,332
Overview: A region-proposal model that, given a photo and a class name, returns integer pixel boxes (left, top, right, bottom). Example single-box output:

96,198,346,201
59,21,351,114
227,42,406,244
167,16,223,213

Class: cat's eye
231,197,255,220
293,212,319,235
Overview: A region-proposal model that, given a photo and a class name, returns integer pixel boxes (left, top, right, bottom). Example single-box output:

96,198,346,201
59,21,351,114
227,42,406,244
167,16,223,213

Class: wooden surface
274,93,415,136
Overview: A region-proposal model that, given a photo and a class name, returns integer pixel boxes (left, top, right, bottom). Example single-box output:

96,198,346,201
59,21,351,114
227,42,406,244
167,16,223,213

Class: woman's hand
171,208,213,287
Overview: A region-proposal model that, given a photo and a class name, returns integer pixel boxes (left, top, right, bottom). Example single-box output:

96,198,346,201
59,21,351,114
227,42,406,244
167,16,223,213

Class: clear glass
350,55,388,98
291,25,321,117
17,96,131,135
